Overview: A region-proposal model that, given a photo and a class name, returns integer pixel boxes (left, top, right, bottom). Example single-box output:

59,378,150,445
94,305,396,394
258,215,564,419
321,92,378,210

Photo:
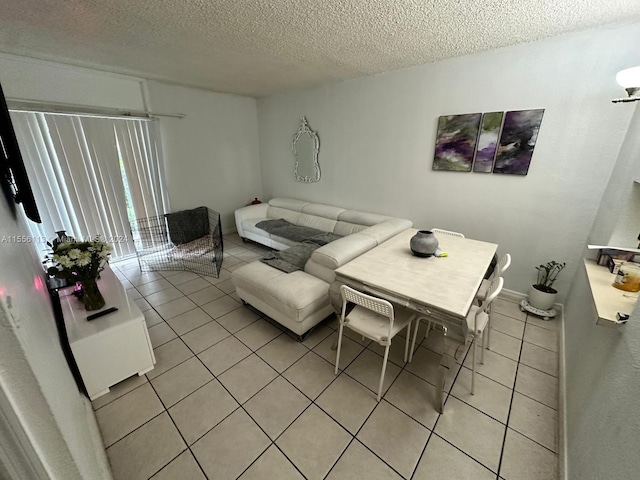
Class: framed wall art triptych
432,108,545,176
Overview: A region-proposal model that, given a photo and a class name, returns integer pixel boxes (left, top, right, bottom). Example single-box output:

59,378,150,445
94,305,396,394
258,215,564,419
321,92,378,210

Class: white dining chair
476,253,511,303
408,276,503,395
335,285,416,401
475,253,511,348
430,228,465,239
467,276,503,394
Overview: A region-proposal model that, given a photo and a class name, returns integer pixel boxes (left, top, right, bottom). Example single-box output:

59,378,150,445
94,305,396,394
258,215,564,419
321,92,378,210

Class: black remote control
87,307,118,321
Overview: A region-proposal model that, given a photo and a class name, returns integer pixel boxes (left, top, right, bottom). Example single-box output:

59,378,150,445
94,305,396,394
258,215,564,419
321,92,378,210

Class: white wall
0,55,265,236
0,202,111,479
257,23,640,299
146,81,262,233
0,53,145,110
0,54,262,477
562,104,640,479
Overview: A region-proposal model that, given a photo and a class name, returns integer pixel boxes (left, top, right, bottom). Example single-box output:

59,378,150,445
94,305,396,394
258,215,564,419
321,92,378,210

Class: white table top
59,265,144,344
335,229,498,320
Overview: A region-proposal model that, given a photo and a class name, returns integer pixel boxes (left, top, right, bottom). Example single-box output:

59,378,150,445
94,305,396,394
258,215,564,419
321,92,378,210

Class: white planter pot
528,285,558,310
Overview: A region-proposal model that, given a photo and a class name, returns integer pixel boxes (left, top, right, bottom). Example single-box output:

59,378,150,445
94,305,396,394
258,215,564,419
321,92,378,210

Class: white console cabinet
59,265,155,400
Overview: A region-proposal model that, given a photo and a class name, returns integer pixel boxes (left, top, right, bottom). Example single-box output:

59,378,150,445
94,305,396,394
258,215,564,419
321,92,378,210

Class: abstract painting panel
472,111,504,173
493,109,545,175
432,113,482,172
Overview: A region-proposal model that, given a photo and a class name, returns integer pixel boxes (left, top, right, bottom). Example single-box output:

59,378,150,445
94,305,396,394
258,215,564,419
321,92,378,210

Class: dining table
332,228,498,413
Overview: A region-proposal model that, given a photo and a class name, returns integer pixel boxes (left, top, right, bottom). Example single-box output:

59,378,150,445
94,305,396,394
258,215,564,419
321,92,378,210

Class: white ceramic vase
527,285,557,310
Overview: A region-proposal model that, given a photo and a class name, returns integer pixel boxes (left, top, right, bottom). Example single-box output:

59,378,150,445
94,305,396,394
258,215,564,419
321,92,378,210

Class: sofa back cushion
338,210,391,226
296,212,337,233
269,198,309,211
267,206,300,224
301,203,346,220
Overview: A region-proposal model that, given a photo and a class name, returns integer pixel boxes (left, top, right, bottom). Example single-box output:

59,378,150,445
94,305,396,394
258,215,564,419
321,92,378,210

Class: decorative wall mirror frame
292,117,320,182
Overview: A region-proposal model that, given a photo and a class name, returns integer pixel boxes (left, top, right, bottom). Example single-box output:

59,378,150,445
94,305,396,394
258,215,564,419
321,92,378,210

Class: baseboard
500,288,527,303
82,397,113,480
557,306,568,480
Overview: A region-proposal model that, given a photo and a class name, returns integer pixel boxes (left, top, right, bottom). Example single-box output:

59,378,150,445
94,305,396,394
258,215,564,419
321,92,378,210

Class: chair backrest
340,285,395,329
482,277,504,312
493,253,511,279
473,276,503,333
431,228,465,239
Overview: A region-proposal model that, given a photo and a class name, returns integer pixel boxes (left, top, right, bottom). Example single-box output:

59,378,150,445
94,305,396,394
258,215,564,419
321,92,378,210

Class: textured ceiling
0,0,639,97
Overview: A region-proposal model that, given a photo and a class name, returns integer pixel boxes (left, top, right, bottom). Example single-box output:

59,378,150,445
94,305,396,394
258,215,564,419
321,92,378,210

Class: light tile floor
97,233,560,480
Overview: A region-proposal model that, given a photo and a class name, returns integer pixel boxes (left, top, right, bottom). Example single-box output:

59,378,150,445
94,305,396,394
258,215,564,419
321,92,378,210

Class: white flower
55,255,73,268
76,252,92,266
48,237,111,275
68,248,82,259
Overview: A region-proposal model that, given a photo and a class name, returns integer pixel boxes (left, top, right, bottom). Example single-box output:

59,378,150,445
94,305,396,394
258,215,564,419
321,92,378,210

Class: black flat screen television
0,81,41,223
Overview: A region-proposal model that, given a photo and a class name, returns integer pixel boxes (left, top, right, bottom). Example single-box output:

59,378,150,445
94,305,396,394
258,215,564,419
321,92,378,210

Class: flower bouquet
45,236,112,310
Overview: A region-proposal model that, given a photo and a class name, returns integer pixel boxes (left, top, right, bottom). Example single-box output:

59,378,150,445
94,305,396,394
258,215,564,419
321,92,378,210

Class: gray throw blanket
261,243,320,273
257,218,342,273
165,206,209,245
256,219,328,243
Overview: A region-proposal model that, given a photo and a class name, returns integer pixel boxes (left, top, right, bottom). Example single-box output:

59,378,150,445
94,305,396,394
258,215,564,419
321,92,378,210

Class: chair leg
471,336,477,395
481,330,486,365
404,322,411,363
425,321,433,339
486,304,493,349
334,324,345,375
378,345,390,401
409,319,421,362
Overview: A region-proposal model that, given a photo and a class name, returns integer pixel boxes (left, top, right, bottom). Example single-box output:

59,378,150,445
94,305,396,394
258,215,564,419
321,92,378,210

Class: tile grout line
112,249,559,479
143,379,210,479
495,311,530,479
408,337,484,479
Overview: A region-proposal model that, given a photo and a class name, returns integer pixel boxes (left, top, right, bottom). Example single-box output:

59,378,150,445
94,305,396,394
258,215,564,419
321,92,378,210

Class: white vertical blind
10,112,169,259
115,119,168,221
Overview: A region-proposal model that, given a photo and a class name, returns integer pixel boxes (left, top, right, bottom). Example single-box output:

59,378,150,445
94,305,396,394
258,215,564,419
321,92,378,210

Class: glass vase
79,277,105,311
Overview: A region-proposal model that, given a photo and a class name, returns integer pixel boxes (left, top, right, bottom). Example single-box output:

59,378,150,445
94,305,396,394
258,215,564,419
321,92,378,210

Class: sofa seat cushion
232,261,331,324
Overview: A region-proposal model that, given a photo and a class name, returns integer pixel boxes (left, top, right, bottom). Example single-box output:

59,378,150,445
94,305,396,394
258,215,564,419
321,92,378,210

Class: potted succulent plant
528,260,566,310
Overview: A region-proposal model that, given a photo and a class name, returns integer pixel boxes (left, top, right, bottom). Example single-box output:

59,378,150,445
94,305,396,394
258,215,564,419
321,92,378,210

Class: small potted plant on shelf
528,260,566,310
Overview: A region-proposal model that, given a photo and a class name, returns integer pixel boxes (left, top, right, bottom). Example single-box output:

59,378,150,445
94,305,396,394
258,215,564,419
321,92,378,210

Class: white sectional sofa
232,198,412,337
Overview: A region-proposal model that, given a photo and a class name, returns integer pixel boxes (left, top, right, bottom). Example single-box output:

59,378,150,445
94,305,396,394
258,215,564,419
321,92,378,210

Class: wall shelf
583,259,638,328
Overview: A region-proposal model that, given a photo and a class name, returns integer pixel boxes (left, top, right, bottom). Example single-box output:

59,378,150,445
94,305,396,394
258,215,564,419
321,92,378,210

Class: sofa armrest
310,233,377,270
235,203,269,238
360,218,413,244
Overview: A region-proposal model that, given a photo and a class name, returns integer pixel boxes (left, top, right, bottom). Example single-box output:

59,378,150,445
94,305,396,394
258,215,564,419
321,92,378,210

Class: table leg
436,355,450,414
436,330,464,413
